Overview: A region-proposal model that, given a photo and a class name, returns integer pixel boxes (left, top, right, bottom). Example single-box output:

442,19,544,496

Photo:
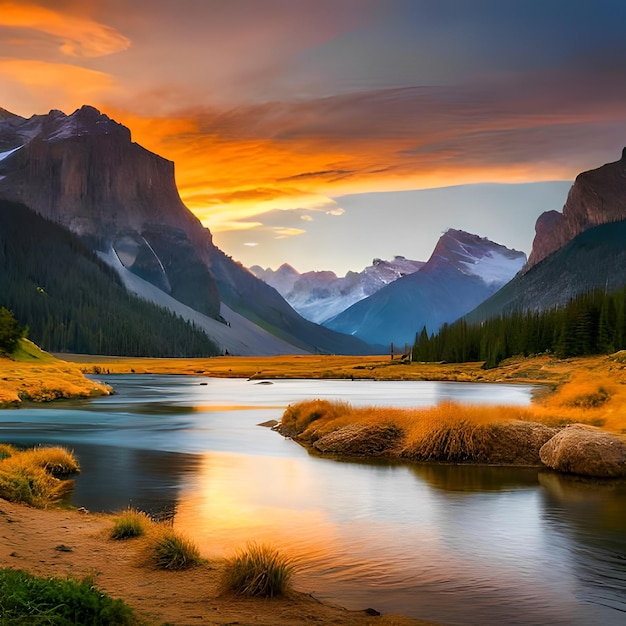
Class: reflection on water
1,375,624,625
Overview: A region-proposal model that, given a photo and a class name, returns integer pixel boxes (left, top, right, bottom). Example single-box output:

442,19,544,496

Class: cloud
0,59,115,114
0,2,130,58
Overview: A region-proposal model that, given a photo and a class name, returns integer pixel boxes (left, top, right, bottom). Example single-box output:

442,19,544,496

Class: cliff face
0,105,373,355
0,106,221,317
526,150,626,269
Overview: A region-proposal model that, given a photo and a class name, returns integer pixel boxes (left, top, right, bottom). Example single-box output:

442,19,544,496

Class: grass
0,445,79,508
149,528,203,570
110,508,153,540
0,568,140,625
281,399,548,462
220,542,294,598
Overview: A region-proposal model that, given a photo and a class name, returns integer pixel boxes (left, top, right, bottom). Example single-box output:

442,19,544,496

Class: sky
2,0,626,274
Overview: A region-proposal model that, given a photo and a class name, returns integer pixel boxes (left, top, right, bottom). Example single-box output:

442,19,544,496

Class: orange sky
2,1,626,272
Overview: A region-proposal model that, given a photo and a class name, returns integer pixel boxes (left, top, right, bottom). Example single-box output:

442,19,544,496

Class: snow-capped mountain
250,256,425,323
323,230,526,348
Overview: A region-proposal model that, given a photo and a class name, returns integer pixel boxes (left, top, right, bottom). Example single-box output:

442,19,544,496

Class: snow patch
459,250,525,286
0,145,22,162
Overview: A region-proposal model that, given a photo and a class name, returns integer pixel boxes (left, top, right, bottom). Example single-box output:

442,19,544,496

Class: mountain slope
0,200,219,356
324,230,526,347
0,105,371,355
466,219,626,323
251,257,425,324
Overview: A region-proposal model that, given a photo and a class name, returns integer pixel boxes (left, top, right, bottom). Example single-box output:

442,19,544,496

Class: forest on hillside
0,200,220,357
413,287,626,367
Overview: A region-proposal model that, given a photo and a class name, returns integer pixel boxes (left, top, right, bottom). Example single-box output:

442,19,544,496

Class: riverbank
0,341,110,407
0,497,433,626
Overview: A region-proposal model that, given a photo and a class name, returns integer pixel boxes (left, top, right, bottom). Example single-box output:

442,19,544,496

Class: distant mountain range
322,229,526,348
250,256,425,324
0,105,371,356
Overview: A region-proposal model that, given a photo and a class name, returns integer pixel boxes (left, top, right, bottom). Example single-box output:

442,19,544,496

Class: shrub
110,508,153,540
0,568,139,625
0,307,25,356
220,542,293,598
150,528,203,570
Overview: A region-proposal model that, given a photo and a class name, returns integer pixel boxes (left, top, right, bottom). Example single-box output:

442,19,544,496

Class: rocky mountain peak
426,229,526,286
526,150,626,269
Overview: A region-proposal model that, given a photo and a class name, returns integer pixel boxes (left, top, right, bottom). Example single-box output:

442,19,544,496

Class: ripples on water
1,375,624,625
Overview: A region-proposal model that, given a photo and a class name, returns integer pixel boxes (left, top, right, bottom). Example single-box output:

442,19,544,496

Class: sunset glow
3,0,626,272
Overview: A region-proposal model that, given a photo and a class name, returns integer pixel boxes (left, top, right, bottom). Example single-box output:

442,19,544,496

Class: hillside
0,199,220,357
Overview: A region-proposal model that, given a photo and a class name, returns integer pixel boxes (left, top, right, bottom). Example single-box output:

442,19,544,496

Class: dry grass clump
149,527,203,570
220,542,293,598
0,443,17,460
19,446,80,475
0,445,79,507
280,398,352,437
280,399,557,464
110,507,154,540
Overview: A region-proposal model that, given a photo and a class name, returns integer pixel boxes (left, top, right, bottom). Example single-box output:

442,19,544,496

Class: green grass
220,542,294,598
150,528,203,570
110,508,153,540
0,568,140,625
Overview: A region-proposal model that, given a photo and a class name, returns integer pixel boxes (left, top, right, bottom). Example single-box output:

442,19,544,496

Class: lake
1,375,624,625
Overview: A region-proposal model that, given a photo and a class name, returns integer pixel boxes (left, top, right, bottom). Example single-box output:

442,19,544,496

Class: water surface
1,375,624,625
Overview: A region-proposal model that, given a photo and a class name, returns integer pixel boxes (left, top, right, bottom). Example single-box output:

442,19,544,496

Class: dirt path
0,498,435,626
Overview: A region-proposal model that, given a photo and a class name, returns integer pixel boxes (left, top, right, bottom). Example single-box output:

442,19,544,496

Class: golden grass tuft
0,443,17,460
0,445,80,508
220,542,294,598
280,398,352,437
18,446,80,475
149,527,203,570
110,507,154,540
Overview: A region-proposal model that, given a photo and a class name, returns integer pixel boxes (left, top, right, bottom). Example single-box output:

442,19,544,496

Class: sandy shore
0,498,435,626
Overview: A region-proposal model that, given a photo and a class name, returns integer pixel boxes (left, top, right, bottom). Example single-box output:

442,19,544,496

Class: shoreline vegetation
1,346,625,623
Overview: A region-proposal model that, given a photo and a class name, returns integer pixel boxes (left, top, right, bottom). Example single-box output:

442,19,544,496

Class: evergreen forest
412,287,626,368
0,200,220,357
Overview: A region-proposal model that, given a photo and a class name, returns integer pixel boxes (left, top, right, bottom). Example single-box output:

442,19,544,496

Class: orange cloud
0,2,130,57
101,69,626,235
0,59,115,114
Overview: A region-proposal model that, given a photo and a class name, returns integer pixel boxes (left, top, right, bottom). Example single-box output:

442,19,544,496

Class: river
1,375,624,625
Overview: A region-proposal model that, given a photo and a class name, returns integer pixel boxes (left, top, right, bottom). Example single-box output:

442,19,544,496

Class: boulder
540,424,626,478
313,423,404,456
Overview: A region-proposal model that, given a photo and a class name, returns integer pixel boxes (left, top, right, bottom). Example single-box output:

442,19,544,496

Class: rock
313,423,404,456
257,419,279,428
527,151,626,269
540,424,626,478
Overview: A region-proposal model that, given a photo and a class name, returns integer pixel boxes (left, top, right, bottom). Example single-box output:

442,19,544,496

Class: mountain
526,149,626,269
250,256,425,324
467,219,626,323
323,230,526,348
467,151,626,323
0,199,219,357
0,106,371,355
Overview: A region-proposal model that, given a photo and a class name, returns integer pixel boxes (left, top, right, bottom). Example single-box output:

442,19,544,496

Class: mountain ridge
250,256,425,324
0,105,372,355
323,229,526,347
